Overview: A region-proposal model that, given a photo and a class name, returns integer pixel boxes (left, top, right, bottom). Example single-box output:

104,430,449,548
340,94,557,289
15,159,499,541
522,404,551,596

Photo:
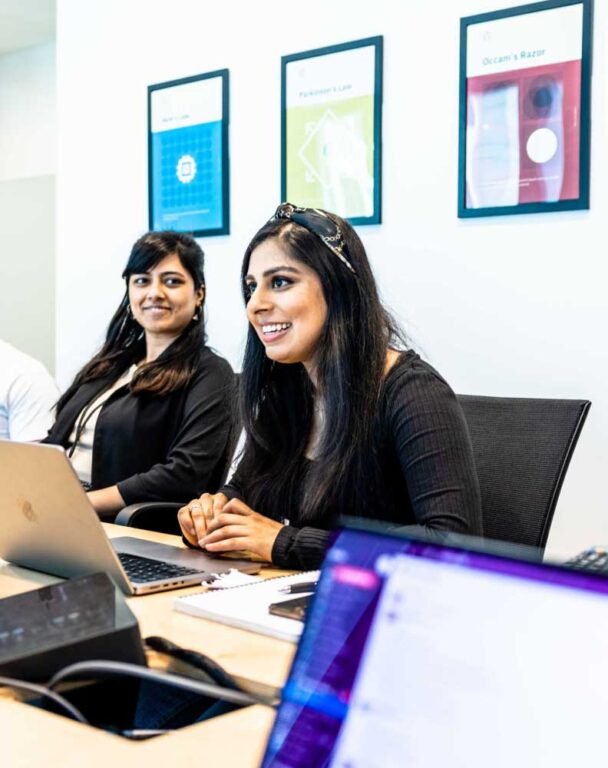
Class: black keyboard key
117,552,200,583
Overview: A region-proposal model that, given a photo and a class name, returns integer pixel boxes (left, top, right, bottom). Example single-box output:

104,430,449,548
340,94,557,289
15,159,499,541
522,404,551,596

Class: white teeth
262,322,291,334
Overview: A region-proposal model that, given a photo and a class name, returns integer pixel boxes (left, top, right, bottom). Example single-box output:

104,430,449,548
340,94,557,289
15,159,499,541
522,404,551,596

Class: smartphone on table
268,594,311,622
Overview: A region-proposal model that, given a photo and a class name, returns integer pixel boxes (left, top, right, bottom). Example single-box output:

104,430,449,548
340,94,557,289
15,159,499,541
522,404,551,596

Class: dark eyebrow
131,270,185,278
244,266,301,281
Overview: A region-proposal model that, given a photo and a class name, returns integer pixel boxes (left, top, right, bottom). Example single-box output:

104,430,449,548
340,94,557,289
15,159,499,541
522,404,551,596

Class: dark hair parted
238,210,406,525
56,231,206,415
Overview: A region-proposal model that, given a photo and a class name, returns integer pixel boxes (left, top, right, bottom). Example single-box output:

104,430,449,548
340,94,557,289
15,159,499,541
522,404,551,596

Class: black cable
47,660,279,708
0,676,89,724
66,400,105,458
144,635,243,691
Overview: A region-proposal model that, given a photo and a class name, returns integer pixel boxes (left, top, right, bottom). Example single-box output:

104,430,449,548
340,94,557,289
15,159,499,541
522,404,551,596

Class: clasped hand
178,493,283,563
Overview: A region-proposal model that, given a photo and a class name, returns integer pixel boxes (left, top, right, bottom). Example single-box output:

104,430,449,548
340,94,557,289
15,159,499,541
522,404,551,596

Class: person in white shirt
0,339,59,441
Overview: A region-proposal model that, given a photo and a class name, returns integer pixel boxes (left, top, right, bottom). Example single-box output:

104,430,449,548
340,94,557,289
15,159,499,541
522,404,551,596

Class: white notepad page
174,570,320,642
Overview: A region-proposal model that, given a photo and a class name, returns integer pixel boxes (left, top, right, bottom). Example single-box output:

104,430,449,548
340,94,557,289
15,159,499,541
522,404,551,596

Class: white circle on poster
526,128,558,164
176,154,197,184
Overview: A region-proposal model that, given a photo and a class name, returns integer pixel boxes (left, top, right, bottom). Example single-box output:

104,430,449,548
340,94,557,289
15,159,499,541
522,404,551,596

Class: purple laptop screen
263,527,608,767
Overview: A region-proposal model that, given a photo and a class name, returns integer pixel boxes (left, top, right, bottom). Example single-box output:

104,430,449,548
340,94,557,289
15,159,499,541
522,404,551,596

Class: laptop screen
262,525,608,767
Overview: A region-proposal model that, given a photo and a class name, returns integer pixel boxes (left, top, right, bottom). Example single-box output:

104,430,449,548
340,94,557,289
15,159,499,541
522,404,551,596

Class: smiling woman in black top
46,231,235,519
179,205,482,568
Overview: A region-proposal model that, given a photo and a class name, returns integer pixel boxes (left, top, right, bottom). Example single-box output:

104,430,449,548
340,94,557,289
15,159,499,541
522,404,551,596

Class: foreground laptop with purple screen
262,523,608,767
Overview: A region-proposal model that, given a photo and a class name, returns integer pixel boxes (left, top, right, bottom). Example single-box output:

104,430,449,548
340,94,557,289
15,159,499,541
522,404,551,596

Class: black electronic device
268,594,310,622
0,572,145,681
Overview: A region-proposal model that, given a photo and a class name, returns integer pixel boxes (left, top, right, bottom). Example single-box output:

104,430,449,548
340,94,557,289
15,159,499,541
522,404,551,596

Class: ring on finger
189,502,202,512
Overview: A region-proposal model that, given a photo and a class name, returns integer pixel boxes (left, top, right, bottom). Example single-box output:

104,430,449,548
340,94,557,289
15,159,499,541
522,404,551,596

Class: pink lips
262,328,289,344
261,326,291,343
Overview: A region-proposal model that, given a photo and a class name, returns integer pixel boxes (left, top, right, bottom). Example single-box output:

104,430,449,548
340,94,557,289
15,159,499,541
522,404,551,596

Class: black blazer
45,347,235,505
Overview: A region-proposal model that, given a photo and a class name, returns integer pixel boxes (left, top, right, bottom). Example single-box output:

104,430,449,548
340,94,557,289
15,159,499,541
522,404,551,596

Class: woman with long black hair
179,204,482,568
46,231,235,519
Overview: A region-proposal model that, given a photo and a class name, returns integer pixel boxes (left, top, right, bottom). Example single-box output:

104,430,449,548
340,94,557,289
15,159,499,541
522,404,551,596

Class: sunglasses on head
269,203,357,276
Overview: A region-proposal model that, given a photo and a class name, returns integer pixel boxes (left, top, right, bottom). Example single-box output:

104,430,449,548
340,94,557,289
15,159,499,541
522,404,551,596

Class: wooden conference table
1,525,293,768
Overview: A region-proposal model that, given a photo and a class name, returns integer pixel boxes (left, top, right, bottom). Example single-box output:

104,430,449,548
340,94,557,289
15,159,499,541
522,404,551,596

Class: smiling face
128,252,204,345
244,238,328,377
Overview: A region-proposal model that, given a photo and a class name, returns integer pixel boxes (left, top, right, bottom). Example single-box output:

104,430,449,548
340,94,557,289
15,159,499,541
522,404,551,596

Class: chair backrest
456,395,591,551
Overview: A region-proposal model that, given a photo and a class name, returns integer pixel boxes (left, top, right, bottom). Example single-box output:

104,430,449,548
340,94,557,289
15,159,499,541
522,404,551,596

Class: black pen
279,580,318,594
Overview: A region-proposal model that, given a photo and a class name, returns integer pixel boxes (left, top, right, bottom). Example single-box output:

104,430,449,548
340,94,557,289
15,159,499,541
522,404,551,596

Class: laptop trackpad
111,536,260,575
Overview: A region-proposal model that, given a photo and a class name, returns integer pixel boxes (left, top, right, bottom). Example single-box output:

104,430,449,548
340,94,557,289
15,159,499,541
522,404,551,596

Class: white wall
0,42,56,371
0,175,55,371
56,0,608,558
0,41,56,182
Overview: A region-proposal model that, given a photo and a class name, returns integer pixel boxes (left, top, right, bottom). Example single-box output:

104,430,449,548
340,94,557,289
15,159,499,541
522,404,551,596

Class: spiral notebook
173,570,320,642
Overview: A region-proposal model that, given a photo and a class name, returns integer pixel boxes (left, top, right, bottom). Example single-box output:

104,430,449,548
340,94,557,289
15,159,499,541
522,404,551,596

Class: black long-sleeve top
223,351,482,569
45,346,235,505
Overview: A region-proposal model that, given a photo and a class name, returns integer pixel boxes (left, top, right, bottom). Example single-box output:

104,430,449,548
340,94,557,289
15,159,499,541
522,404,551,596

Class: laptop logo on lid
19,499,38,523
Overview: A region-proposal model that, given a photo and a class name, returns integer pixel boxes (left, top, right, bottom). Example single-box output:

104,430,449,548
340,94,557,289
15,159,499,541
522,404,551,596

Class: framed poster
458,0,592,218
148,69,229,236
282,36,383,226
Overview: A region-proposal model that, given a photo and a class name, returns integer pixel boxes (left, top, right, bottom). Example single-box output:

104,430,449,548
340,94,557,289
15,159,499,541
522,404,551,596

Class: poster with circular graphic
148,70,229,236
458,0,592,218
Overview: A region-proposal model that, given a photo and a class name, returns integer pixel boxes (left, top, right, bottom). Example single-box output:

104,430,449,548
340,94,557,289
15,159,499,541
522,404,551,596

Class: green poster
286,95,375,218
282,38,382,225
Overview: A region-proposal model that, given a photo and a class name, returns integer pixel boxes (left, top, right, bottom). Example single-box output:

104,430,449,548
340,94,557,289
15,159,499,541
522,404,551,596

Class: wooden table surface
0,524,293,767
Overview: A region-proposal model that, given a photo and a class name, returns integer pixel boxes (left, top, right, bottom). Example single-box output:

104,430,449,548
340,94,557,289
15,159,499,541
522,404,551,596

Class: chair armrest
114,502,183,534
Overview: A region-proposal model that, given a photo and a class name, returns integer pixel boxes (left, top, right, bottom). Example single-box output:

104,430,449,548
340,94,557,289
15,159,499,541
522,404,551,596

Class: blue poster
149,71,228,236
151,120,223,232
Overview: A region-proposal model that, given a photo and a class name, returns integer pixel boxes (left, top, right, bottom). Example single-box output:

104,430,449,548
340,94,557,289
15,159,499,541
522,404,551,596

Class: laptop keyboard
565,547,608,573
117,552,201,583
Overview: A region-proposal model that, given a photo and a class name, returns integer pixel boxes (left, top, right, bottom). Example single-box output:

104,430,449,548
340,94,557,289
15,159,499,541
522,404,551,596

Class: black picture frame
148,69,230,237
458,0,592,218
281,36,383,226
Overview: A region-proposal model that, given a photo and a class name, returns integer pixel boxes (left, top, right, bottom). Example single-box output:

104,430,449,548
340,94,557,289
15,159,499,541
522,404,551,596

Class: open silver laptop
0,441,259,595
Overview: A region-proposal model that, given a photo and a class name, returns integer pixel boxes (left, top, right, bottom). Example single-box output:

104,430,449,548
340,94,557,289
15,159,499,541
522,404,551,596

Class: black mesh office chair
456,395,590,551
114,500,184,534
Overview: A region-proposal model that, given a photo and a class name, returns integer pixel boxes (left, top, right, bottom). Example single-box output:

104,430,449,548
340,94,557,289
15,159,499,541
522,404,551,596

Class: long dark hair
56,231,206,414
238,211,406,524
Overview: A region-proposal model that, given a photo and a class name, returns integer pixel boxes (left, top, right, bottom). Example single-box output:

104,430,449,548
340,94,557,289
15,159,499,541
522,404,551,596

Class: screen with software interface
263,528,608,767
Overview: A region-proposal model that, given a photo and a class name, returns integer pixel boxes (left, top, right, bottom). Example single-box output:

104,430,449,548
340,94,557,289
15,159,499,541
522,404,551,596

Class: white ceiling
0,0,55,56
